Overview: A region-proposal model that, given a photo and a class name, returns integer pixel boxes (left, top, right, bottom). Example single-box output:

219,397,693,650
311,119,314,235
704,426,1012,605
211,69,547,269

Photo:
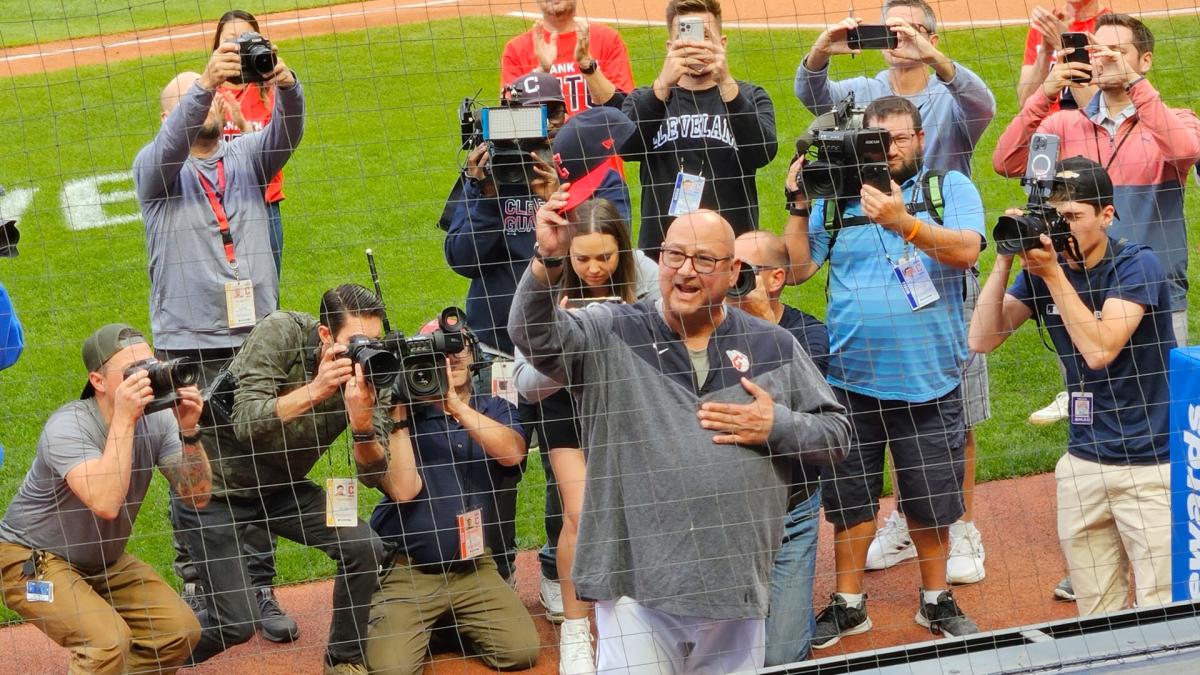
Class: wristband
789,206,811,218
1125,76,1146,92
351,430,377,444
904,219,923,242
180,430,203,445
579,59,597,75
392,417,411,431
534,243,566,268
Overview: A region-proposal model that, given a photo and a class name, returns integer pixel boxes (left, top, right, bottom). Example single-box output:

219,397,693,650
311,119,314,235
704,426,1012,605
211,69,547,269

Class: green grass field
1,13,1200,622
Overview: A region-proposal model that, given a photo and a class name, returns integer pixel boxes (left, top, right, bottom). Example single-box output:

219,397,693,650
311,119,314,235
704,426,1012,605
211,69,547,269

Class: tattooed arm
160,386,213,509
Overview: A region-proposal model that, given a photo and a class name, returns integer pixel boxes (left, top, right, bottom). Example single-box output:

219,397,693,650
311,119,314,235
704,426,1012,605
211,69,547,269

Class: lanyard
196,160,239,275
1092,118,1140,172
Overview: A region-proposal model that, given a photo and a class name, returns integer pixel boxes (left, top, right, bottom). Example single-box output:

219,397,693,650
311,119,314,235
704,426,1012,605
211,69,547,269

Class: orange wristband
903,219,922,242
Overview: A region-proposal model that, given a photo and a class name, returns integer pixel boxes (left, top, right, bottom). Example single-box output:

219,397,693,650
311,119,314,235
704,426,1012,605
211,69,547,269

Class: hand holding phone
847,24,899,51
677,16,705,42
1060,32,1091,84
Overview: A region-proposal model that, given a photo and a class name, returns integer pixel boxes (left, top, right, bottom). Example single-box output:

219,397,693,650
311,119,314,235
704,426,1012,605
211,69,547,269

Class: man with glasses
785,96,985,647
796,0,994,176
796,0,996,586
510,205,849,673
726,230,829,664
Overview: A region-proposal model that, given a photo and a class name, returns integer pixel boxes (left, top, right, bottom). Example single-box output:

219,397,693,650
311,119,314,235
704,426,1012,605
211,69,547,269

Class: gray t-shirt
0,399,181,573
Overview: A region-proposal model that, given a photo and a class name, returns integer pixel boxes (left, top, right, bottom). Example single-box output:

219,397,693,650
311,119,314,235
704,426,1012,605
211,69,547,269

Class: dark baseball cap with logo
552,107,636,212
506,70,565,106
80,323,147,399
1052,156,1118,217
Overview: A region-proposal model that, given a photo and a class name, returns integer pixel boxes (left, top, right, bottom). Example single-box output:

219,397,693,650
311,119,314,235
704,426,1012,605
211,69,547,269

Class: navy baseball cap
1053,156,1117,217
506,70,565,106
551,107,635,212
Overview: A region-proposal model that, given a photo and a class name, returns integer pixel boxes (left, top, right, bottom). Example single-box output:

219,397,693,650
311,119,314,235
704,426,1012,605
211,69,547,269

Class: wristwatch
579,58,597,75
534,243,566,268
351,430,377,444
180,429,203,445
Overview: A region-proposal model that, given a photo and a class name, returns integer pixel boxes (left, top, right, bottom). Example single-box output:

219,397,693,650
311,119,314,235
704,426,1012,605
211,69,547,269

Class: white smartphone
677,16,705,42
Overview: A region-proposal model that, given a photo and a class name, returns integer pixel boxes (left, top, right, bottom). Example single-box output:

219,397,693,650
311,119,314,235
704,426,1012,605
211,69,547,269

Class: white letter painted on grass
61,172,141,231
0,186,38,222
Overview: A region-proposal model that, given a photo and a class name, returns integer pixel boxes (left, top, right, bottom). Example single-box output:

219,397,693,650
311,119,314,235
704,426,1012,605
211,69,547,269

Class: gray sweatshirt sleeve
794,58,854,116
133,82,215,202
239,81,306,187
943,62,996,149
512,348,564,403
767,348,851,466
508,267,604,385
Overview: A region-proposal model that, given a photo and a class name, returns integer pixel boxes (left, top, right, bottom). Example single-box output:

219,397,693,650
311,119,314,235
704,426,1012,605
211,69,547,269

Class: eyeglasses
660,247,732,274
889,132,917,147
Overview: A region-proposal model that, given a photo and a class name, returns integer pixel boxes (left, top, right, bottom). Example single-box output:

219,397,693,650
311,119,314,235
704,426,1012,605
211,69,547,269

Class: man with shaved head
132,38,306,662
727,230,829,664
510,195,850,673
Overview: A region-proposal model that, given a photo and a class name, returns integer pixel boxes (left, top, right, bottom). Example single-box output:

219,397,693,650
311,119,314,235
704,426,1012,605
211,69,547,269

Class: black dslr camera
797,93,892,202
123,358,201,414
344,335,401,389
993,133,1077,257
388,307,470,403
231,31,277,85
459,93,551,187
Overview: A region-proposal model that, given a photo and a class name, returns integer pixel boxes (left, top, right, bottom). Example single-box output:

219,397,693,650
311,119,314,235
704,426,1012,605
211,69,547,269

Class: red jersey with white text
502,23,634,117
220,83,285,203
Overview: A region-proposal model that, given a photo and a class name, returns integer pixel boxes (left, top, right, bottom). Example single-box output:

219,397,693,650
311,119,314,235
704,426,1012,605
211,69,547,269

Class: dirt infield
4,0,1200,79
0,473,1080,673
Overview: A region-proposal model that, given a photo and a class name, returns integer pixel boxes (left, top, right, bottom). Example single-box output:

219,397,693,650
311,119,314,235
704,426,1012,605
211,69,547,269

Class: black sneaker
812,593,872,650
181,582,206,615
915,589,979,637
256,587,300,643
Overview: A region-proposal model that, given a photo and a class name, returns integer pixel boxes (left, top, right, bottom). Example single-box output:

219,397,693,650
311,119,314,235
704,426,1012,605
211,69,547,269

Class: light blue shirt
809,170,985,402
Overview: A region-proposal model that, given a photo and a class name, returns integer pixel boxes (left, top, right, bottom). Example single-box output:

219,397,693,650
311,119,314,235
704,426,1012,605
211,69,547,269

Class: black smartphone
847,24,898,51
1060,32,1091,84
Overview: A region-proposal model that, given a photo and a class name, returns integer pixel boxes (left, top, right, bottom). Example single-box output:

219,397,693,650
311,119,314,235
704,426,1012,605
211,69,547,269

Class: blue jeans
765,488,821,666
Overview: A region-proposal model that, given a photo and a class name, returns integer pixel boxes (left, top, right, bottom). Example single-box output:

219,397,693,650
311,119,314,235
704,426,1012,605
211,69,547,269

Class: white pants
595,597,765,674
1055,453,1173,616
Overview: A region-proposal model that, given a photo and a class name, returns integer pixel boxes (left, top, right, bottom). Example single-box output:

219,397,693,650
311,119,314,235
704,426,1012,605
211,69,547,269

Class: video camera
459,92,550,186
361,250,476,403
123,357,201,414
796,93,892,202
229,31,277,85
993,133,1078,258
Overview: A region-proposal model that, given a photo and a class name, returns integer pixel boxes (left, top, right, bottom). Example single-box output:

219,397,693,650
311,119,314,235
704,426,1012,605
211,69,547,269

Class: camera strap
196,159,240,275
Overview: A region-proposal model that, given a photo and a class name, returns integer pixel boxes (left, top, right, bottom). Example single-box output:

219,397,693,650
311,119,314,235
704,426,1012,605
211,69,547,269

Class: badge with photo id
224,279,257,329
325,478,358,527
458,508,485,560
26,580,53,603
892,253,940,311
1070,391,1093,425
668,172,705,217
490,360,518,406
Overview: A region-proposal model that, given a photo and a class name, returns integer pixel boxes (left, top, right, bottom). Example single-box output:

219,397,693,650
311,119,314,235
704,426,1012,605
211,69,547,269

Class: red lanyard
196,160,239,273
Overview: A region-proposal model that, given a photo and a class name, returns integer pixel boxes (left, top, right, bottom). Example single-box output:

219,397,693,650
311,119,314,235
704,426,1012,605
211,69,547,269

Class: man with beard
134,42,304,383
502,0,634,116
786,96,985,647
132,41,305,639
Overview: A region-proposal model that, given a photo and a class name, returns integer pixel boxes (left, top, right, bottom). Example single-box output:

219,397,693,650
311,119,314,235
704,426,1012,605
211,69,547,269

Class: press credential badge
224,279,257,329
893,253,940,311
668,172,705,217
325,478,358,527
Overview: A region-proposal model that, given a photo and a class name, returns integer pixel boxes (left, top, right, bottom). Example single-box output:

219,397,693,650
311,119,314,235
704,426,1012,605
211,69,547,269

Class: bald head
161,71,202,116
664,209,736,258
735,231,790,269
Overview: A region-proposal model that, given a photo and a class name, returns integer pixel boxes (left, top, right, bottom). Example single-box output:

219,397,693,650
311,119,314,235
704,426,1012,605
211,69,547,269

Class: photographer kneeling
0,324,211,674
177,284,396,674
365,318,538,674
970,157,1174,615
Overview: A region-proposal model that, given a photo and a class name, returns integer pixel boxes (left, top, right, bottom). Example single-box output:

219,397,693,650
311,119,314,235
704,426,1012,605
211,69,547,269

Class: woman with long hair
514,195,656,675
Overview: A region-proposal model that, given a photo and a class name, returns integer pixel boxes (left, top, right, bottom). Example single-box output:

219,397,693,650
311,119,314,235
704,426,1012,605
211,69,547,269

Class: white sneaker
540,577,565,624
558,617,596,675
945,520,986,585
866,511,916,570
1028,391,1070,426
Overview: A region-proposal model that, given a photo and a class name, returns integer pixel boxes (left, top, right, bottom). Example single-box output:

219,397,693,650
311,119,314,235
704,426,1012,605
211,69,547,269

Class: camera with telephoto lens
123,357,201,414
992,132,1076,256
230,31,277,85
388,307,471,403
344,335,401,389
459,94,551,187
797,93,893,202
727,262,758,299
